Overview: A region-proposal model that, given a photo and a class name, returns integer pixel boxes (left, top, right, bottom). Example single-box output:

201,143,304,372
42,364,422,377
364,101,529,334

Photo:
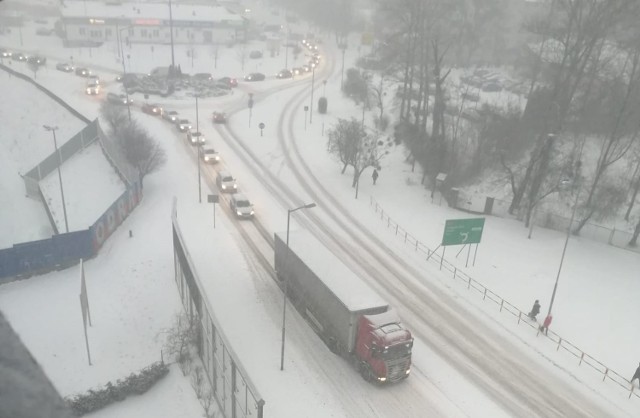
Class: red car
212,112,227,124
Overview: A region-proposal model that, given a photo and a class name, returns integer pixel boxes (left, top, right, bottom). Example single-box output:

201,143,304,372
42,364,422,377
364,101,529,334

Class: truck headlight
377,377,386,382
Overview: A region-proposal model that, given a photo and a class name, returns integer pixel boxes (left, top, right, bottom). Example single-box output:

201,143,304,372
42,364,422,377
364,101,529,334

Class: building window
141,28,148,38
105,28,112,38
128,28,133,37
153,29,159,38
79,27,86,35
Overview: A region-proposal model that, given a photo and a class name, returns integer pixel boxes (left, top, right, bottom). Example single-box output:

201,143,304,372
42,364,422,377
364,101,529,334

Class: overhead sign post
436,218,485,268
79,259,92,365
248,93,254,127
207,194,219,229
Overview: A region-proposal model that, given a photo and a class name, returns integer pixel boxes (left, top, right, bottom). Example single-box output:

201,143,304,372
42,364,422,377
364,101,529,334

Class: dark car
276,69,293,79
244,72,265,82
218,77,238,88
56,62,74,72
12,52,27,61
27,55,47,66
75,67,90,77
482,82,502,92
142,103,163,116
193,73,213,82
249,50,263,59
212,112,226,124
106,92,132,105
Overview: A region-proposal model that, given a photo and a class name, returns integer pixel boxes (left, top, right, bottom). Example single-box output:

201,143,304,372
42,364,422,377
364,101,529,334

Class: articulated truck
274,231,413,383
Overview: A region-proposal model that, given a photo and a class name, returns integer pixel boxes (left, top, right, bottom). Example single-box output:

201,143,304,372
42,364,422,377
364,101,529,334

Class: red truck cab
355,310,413,383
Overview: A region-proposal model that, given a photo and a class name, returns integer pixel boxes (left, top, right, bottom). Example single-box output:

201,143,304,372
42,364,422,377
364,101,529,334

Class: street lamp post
195,94,201,203
547,166,582,317
117,26,132,121
281,202,317,371
43,125,69,233
309,63,316,124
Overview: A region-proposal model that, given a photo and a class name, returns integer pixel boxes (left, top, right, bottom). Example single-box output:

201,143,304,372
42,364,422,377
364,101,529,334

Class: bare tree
117,121,167,188
327,118,393,186
100,101,129,137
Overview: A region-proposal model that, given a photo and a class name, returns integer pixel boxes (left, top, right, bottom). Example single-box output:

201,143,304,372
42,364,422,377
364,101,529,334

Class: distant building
59,1,247,46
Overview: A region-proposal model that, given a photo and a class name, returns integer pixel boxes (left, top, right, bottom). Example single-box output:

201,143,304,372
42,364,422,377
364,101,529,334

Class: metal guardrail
370,196,640,401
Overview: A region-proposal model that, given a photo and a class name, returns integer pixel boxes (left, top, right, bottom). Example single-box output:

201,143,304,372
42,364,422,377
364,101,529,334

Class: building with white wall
59,1,247,46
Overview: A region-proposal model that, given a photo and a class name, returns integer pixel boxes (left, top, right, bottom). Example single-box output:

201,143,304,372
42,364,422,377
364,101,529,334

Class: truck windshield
374,340,413,359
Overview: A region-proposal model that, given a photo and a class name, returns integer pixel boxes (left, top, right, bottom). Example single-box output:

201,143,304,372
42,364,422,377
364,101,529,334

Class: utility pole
43,125,69,233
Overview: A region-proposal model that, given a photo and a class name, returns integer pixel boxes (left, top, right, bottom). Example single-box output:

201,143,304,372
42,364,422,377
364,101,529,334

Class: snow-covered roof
279,230,388,312
60,1,244,24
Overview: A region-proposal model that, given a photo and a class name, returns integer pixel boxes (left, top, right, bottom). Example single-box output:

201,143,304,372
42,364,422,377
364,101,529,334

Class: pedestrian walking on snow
372,169,379,185
539,314,553,335
528,300,541,320
632,363,640,386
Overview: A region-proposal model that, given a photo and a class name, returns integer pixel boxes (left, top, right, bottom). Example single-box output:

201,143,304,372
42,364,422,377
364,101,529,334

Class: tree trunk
629,218,640,247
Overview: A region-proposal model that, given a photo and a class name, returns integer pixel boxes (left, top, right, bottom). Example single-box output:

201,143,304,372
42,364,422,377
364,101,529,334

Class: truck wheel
360,363,372,382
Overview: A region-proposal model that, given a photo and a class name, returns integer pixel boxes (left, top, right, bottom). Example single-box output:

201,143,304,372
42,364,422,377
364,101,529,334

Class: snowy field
1,1,640,417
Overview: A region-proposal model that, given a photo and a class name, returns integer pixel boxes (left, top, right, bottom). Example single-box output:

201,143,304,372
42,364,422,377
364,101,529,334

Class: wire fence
369,196,640,401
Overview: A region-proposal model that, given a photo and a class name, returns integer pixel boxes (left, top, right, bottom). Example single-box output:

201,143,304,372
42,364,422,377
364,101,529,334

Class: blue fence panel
0,248,19,281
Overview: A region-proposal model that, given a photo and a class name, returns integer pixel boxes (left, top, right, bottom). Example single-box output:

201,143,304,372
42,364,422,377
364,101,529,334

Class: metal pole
119,27,131,121
547,187,581,317
341,47,346,89
45,126,69,233
196,94,201,203
309,65,315,124
284,30,289,69
281,203,316,370
168,0,176,70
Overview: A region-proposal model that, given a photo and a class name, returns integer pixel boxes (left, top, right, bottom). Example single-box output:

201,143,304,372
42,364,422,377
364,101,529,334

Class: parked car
216,170,238,193
201,147,220,164
56,62,74,72
106,92,131,105
75,67,90,77
142,103,162,115
27,55,46,65
276,69,293,79
212,112,226,124
11,52,27,61
36,27,54,36
218,77,237,88
176,119,192,132
244,72,265,82
193,73,213,82
86,80,100,95
187,130,205,145
162,110,179,122
230,194,254,219
249,50,263,59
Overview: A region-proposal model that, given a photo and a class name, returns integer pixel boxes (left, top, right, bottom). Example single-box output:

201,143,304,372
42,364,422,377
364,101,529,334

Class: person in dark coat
372,169,379,185
528,300,541,320
539,314,553,335
632,363,640,386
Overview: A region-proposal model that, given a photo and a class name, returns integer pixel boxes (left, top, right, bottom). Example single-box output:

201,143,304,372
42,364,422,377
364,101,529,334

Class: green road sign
442,218,485,246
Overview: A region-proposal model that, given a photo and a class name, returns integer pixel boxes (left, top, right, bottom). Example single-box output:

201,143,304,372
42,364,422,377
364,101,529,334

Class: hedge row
66,361,169,416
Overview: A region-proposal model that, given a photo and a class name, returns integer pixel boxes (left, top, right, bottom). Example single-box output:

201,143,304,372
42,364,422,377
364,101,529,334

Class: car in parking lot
193,73,213,82
27,55,47,65
162,110,179,122
187,130,205,145
212,112,226,124
249,50,263,59
244,72,265,82
106,92,132,105
218,77,237,88
142,103,163,116
201,147,220,163
230,193,254,218
276,69,293,79
56,62,73,72
11,52,26,61
176,119,192,132
216,170,238,193
75,67,90,77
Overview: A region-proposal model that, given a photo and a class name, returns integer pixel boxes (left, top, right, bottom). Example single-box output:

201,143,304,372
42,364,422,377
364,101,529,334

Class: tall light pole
168,0,176,72
195,94,201,203
281,202,316,371
309,63,316,124
547,162,582,317
43,125,69,233
118,26,132,121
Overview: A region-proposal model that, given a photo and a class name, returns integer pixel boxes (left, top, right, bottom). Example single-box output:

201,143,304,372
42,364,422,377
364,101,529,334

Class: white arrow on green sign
442,218,485,246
